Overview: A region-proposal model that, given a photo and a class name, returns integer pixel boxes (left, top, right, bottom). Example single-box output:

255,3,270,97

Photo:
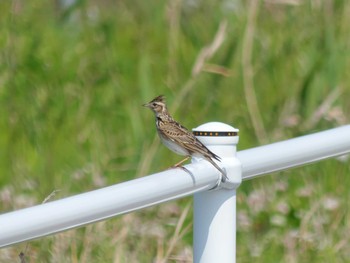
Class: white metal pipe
0,161,222,248
238,125,350,180
0,125,349,249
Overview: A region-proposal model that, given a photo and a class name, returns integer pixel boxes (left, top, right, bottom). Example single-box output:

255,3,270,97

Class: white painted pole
194,190,237,262
193,122,241,263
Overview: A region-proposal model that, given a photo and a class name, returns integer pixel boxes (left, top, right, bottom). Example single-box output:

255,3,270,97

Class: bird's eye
152,103,157,106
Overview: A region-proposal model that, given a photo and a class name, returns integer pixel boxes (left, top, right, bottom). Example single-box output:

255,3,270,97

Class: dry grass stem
157,203,192,263
192,20,227,77
303,87,341,130
202,63,233,77
172,20,227,112
136,136,160,177
265,0,301,5
242,0,268,143
166,0,182,87
42,189,61,204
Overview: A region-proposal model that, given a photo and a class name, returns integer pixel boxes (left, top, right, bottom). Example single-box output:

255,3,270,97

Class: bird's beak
143,102,151,108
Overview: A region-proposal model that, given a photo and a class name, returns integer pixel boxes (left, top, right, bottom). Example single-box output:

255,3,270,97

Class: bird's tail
205,157,228,181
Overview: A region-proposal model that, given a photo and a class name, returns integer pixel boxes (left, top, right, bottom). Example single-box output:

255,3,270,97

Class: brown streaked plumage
143,95,227,180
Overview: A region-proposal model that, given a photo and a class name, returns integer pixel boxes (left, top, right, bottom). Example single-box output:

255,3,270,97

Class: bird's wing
160,120,221,161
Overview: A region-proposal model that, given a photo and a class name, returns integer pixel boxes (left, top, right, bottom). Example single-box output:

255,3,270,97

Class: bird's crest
150,95,165,104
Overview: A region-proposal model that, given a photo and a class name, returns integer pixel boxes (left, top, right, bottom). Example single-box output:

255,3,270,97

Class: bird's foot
212,169,228,189
168,156,190,170
221,169,228,182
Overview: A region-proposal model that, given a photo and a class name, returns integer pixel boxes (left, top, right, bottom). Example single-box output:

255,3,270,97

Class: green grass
0,0,350,262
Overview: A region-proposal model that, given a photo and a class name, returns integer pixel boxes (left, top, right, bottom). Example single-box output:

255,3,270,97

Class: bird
143,95,227,181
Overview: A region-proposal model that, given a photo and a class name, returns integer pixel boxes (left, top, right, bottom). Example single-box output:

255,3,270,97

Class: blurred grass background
0,0,350,262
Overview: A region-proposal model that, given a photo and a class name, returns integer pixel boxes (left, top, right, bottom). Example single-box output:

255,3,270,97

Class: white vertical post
192,122,241,263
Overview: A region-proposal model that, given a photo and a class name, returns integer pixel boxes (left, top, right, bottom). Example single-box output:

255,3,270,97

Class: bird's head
143,95,168,115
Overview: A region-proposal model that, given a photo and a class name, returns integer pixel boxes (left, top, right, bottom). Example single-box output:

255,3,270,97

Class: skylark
143,95,227,181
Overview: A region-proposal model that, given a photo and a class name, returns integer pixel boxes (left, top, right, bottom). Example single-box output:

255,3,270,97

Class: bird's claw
210,170,227,189
168,165,191,174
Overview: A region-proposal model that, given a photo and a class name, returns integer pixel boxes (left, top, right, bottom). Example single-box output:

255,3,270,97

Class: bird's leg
172,156,190,168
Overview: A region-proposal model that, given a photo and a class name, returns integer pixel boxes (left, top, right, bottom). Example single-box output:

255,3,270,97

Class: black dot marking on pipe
193,131,238,137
